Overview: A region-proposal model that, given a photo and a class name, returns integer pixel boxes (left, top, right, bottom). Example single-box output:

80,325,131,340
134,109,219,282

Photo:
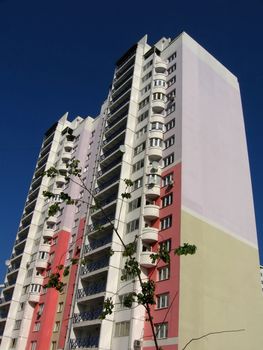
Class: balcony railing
69,336,99,349
99,141,124,162
7,265,19,274
97,159,122,178
73,308,102,323
76,281,106,299
91,196,117,213
84,236,112,253
93,177,119,195
86,216,115,233
81,258,109,275
102,128,126,147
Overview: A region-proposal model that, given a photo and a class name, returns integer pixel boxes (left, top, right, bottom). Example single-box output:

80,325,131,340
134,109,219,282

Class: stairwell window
115,321,130,337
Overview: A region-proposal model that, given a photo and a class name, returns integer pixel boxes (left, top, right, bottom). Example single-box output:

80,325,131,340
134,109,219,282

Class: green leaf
174,243,197,256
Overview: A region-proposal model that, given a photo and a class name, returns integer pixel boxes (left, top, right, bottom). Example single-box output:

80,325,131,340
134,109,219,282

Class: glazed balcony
43,228,55,239
76,281,106,300
145,184,161,199
140,251,157,268
64,140,74,151
149,129,164,140
69,336,99,349
28,292,40,304
61,151,71,162
84,236,112,255
141,227,158,243
152,99,165,113
73,308,102,324
143,204,160,220
148,146,162,161
80,258,109,276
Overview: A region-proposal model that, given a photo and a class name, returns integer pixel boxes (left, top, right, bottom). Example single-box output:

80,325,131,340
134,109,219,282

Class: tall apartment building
1,32,263,350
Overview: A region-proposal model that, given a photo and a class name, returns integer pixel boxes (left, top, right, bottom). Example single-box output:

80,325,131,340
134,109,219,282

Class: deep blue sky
0,0,262,281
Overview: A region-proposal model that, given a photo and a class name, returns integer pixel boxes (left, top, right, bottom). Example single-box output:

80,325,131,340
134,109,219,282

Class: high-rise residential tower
0,33,263,350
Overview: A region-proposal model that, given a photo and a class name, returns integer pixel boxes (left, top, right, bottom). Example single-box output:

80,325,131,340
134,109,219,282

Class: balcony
152,84,166,95
61,151,71,162
148,146,162,161
28,292,40,304
56,175,66,186
107,101,129,126
65,140,74,151
90,196,117,217
97,159,122,181
149,129,164,141
46,215,57,225
81,258,109,276
69,336,99,349
58,162,68,174
77,282,106,300
115,53,135,78
152,99,165,113
140,251,157,268
145,184,160,199
155,61,167,74
84,236,112,254
43,228,55,239
102,128,126,149
35,259,48,270
141,227,158,243
99,141,125,164
93,176,119,196
7,265,19,275
86,217,115,234
143,205,159,220
73,308,102,324
113,65,134,90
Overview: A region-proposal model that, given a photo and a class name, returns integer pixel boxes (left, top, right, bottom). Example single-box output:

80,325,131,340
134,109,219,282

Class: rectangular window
57,302,63,313
153,92,165,101
143,59,153,71
167,89,176,101
159,239,171,253
136,126,147,139
128,197,141,212
38,251,48,260
168,52,177,62
53,321,60,332
142,71,152,83
31,342,37,350
141,83,151,95
165,118,175,132
157,293,169,309
163,154,174,168
162,193,173,207
138,110,149,123
167,76,176,87
134,142,146,156
158,266,170,281
126,219,140,233
133,177,143,191
133,159,144,173
164,136,175,149
162,172,173,186
50,341,56,350
167,64,176,74
166,103,176,115
151,121,164,131
155,323,168,339
150,138,162,147
154,79,166,87
160,215,172,230
34,322,41,331
115,321,130,337
138,96,150,110
14,320,22,330
117,294,130,310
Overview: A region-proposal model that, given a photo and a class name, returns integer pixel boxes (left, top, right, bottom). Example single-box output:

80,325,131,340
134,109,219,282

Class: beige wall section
178,210,263,350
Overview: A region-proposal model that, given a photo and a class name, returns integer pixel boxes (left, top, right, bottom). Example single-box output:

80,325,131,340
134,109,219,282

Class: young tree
43,159,197,350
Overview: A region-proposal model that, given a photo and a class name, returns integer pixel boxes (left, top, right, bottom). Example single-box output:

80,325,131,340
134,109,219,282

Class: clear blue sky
0,0,262,281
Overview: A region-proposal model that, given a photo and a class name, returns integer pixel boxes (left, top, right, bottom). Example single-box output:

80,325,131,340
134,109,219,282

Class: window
53,321,60,332
14,320,22,330
142,71,152,82
166,103,176,115
49,253,54,264
31,342,37,350
165,118,175,132
163,154,174,168
57,302,63,313
115,321,130,337
11,338,17,348
34,322,41,331
128,197,141,212
19,302,25,311
155,323,168,339
133,159,144,173
127,219,139,233
153,92,165,101
148,174,160,185
117,294,130,309
134,142,146,156
38,303,44,314
138,110,149,123
136,126,147,139
157,293,169,309
27,268,34,278
151,121,164,131
158,266,170,281
50,341,57,350
154,79,166,87
75,204,81,213
83,165,88,173
143,59,153,71
159,239,171,253
164,136,175,149
167,89,176,101
150,138,162,147
141,83,151,95
139,96,150,110
168,52,177,62
38,251,48,260
162,193,173,207
167,63,176,74
162,173,173,187
167,76,176,87
30,284,42,293
133,177,143,191
160,215,172,230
